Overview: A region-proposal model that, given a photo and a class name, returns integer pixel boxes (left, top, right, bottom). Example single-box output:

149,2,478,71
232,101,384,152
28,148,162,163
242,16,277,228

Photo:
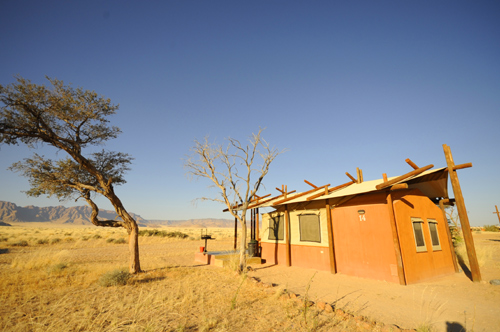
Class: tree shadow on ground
446,321,466,331
0,248,9,254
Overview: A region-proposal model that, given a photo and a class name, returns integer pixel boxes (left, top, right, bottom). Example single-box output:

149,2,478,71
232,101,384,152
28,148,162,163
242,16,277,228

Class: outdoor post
387,190,406,285
325,199,337,274
285,204,291,267
494,205,500,225
234,215,237,250
443,144,481,282
439,199,460,273
256,207,260,240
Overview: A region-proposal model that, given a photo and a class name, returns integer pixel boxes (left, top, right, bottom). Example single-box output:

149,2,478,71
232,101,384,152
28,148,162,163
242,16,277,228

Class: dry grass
0,225,370,332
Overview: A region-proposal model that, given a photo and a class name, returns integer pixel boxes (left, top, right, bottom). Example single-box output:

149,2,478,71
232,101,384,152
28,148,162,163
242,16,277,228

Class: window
411,218,427,252
427,219,442,251
268,215,284,241
299,214,321,243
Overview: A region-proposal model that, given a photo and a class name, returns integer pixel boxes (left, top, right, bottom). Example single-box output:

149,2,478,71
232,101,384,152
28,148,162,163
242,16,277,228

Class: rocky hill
0,201,233,228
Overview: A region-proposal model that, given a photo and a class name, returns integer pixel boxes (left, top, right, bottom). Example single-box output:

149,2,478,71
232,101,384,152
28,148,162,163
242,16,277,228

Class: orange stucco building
254,167,459,285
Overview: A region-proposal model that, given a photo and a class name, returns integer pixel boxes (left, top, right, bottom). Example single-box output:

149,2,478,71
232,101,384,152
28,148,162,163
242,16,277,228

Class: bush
92,234,102,239
483,225,500,232
47,262,68,274
114,238,126,244
11,240,29,247
98,269,130,287
36,238,49,245
106,238,115,243
0,237,9,242
138,229,189,239
51,238,61,244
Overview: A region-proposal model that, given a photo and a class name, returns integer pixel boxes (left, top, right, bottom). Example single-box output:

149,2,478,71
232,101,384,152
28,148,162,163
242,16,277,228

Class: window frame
411,217,427,253
298,213,321,243
427,219,442,251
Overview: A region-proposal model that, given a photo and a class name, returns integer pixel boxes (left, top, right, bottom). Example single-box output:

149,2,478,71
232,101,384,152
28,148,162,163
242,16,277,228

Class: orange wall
393,190,455,284
260,242,331,271
331,196,400,283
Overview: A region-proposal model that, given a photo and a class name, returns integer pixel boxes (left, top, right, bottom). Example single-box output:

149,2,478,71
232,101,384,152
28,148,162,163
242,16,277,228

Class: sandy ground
1,226,499,332
248,232,500,332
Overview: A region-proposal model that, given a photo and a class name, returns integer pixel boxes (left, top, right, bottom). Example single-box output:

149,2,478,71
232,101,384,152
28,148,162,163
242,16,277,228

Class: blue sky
0,1,499,225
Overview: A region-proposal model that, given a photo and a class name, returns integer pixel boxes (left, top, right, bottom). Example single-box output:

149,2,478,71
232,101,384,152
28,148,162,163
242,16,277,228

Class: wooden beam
387,192,406,285
443,144,481,282
345,172,357,182
306,180,355,201
276,187,284,193
375,164,434,190
439,199,459,273
453,162,473,171
405,158,419,170
494,205,500,224
273,185,329,205
246,193,286,210
326,200,337,274
383,173,388,182
285,204,291,267
390,183,408,191
304,180,318,188
253,193,271,201
356,167,362,184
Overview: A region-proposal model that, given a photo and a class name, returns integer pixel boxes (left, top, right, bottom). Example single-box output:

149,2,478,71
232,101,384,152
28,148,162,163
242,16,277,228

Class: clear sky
1,1,499,226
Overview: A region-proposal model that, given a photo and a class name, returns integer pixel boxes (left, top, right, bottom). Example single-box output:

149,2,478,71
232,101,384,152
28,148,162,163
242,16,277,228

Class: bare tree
0,76,141,273
185,129,283,273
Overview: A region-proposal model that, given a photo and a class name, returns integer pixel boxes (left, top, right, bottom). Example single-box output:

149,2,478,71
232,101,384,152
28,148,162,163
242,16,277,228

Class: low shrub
92,234,102,239
106,238,115,243
51,238,61,244
0,236,9,242
483,225,499,232
37,238,49,245
138,229,189,239
98,269,130,287
11,240,29,247
47,262,68,274
114,238,126,244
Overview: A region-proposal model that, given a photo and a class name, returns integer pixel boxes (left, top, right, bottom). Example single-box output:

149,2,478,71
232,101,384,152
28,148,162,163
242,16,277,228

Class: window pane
268,215,284,241
299,214,321,242
413,222,425,247
411,217,427,252
427,219,441,250
429,223,439,246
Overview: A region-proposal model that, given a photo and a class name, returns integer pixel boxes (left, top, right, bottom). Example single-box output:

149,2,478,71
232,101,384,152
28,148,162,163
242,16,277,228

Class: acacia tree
0,76,141,273
185,129,283,273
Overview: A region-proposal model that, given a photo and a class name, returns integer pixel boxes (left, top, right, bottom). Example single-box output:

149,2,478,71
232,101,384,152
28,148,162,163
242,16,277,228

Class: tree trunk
128,222,141,274
238,215,247,273
105,186,142,274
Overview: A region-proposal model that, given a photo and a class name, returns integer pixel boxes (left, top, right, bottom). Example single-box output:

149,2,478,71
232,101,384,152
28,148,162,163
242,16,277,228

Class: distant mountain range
0,201,234,228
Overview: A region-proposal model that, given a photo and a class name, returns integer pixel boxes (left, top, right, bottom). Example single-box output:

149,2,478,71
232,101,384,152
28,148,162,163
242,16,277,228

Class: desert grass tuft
98,269,131,287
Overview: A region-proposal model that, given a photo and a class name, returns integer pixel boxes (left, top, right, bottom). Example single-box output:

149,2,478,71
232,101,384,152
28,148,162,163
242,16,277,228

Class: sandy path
248,232,500,332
